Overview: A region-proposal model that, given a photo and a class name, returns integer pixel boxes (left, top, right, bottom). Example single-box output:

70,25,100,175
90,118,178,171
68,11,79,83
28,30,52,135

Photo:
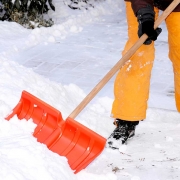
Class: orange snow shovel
5,0,180,174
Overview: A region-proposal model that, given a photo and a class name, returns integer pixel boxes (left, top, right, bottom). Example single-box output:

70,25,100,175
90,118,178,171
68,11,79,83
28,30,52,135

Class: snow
0,0,180,179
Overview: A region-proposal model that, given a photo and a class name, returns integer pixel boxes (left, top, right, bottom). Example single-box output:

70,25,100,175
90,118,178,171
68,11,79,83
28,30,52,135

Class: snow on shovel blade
5,90,106,173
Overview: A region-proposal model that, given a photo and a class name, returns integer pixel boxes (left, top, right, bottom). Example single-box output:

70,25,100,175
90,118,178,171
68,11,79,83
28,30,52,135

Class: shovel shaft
68,0,180,119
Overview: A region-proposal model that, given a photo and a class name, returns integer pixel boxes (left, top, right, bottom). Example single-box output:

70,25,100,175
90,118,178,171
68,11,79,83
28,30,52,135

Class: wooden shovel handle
68,0,180,119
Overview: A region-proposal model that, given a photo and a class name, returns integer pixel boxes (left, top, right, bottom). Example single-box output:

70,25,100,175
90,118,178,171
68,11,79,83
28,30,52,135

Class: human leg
111,2,157,121
107,3,158,148
166,12,180,112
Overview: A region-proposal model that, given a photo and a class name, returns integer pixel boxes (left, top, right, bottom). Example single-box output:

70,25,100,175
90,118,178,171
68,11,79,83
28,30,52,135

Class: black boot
107,119,139,149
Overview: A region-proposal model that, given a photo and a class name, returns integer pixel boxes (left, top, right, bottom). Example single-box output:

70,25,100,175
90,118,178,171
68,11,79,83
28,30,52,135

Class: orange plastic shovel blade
5,90,107,173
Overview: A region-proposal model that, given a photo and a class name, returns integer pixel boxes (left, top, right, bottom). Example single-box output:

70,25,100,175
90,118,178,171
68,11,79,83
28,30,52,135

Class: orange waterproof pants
111,2,180,121
166,12,180,112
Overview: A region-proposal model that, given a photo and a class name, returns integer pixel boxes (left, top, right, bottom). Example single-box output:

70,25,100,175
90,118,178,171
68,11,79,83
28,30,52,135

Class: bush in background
0,0,55,29
0,0,104,28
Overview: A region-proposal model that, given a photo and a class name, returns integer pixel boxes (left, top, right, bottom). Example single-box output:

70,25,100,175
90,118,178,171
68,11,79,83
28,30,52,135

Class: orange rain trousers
111,2,180,121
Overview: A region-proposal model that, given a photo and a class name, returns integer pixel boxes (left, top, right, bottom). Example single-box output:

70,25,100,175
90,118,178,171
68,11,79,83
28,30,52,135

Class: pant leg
111,2,157,121
166,12,180,112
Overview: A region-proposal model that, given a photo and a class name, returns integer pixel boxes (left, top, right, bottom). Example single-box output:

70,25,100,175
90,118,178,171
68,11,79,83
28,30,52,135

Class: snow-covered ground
0,0,180,179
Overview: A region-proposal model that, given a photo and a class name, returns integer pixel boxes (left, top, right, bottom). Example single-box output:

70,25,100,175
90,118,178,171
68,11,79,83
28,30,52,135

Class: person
107,0,180,149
